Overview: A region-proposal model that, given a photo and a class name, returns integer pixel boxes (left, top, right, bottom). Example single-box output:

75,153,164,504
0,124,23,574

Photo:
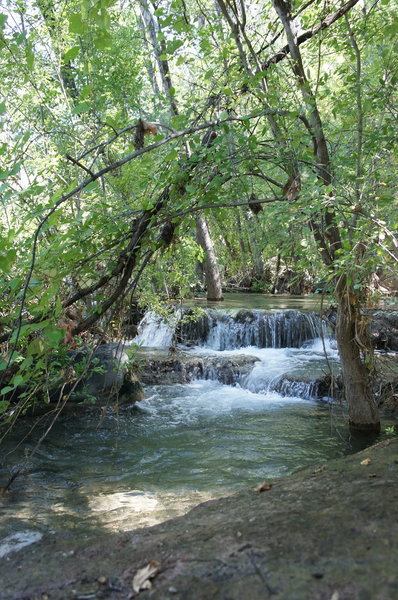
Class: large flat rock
1,439,397,599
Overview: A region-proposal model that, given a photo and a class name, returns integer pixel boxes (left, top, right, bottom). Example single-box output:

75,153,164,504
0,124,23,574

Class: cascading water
134,307,337,401
177,308,325,350
1,296,345,552
133,310,179,348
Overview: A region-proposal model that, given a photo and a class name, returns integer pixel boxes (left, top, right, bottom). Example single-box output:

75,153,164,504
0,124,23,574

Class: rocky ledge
1,438,397,600
137,350,260,386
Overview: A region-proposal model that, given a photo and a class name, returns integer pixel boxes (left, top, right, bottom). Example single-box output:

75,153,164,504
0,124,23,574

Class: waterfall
134,306,336,402
243,369,320,400
178,309,325,350
133,311,177,349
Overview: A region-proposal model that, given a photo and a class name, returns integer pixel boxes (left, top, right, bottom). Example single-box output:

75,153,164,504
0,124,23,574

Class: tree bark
335,290,380,431
196,217,224,301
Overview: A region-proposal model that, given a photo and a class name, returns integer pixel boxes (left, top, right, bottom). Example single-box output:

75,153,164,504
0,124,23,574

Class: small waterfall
271,376,319,400
134,306,336,402
133,311,177,349
178,309,325,350
243,372,319,400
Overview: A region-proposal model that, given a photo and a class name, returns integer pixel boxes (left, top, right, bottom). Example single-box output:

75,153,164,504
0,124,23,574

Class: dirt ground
1,438,397,600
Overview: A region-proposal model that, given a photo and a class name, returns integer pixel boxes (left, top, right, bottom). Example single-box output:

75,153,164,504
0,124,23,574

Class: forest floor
1,438,397,600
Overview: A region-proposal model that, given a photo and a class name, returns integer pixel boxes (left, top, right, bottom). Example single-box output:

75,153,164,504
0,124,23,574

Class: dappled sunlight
86,489,219,531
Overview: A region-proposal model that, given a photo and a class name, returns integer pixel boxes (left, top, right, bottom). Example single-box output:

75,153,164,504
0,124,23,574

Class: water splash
133,310,178,348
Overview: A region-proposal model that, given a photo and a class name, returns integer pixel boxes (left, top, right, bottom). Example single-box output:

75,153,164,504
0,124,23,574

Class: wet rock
119,370,145,404
234,309,257,323
369,310,398,351
313,373,343,400
138,353,260,386
52,343,144,406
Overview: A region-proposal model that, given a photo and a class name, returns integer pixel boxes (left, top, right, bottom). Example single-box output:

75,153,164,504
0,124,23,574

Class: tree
0,0,397,433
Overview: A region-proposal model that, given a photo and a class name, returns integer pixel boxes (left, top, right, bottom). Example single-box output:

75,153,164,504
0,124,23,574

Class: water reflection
182,292,324,311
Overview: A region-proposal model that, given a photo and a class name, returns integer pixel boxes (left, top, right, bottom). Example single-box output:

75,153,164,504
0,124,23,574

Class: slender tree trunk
271,254,281,294
139,1,224,301
139,0,179,117
37,0,78,100
335,289,379,431
196,217,224,301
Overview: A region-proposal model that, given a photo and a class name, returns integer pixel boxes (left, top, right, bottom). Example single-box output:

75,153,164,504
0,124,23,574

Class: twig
262,0,361,69
66,154,95,177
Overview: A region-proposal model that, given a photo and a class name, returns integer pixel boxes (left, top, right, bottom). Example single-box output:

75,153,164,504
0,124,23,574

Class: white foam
143,379,308,428
133,310,178,348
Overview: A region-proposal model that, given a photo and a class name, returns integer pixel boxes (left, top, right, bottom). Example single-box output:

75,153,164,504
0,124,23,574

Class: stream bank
1,438,397,600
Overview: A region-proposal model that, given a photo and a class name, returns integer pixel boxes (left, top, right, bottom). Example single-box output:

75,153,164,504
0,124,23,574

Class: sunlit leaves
72,101,91,114
63,46,80,62
0,0,396,420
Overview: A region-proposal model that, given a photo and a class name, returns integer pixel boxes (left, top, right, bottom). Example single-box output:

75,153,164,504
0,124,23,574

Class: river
0,295,351,555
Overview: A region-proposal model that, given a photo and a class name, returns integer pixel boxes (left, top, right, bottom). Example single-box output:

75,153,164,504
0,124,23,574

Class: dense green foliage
0,0,397,424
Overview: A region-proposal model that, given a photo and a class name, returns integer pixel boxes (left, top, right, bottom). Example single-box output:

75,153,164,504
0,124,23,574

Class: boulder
53,343,144,405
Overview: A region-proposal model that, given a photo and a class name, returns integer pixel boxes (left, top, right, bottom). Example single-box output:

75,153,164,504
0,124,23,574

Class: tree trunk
196,217,224,301
272,0,380,432
335,291,380,431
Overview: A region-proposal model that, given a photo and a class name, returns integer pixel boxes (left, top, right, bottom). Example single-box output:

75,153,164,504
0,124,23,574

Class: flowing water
0,295,349,555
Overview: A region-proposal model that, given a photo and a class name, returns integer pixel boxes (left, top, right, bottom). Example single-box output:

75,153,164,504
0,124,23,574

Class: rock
313,373,343,400
137,352,260,386
118,370,146,404
369,310,398,351
52,343,144,406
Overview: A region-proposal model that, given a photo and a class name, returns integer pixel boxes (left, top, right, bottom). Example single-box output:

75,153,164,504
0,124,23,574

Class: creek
0,295,350,555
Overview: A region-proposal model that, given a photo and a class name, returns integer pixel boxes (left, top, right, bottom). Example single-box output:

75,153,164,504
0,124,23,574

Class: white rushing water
1,303,346,542
134,307,339,401
133,310,180,348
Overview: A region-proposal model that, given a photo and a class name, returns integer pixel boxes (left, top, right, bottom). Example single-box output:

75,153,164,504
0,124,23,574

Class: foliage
0,0,397,425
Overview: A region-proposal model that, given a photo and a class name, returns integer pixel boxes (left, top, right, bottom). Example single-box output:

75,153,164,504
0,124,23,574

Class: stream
1,295,351,555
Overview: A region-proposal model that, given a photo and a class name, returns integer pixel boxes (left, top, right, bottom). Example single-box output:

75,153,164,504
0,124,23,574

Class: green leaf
0,13,8,29
43,326,65,347
80,84,92,99
0,400,9,414
26,47,35,70
94,32,112,50
12,374,25,387
69,13,85,34
85,180,99,192
72,101,91,114
0,249,17,272
27,338,45,357
0,387,13,396
165,149,179,161
63,46,80,62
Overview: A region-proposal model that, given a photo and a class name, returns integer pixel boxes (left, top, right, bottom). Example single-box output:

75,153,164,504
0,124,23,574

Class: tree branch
262,0,361,70
66,154,95,177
